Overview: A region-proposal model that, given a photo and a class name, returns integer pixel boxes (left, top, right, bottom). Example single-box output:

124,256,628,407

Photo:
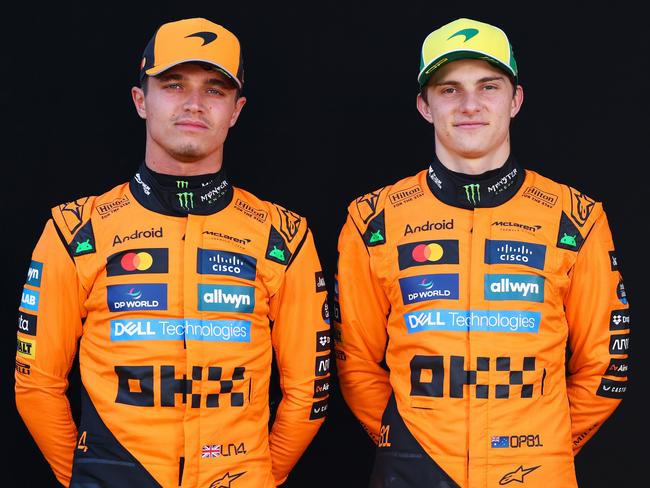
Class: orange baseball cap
139,18,244,89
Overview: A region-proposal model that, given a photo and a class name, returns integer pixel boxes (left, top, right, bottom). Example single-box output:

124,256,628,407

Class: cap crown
418,18,517,87
140,18,243,88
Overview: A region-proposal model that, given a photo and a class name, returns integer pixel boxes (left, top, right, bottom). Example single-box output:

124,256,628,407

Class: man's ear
416,92,434,124
132,86,147,119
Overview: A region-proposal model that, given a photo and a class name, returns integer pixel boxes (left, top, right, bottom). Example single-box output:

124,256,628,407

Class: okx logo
397,240,459,270
198,284,255,313
463,183,480,205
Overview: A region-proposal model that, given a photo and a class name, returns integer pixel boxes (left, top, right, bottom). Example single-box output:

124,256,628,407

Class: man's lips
453,120,489,129
453,121,488,129
175,119,209,129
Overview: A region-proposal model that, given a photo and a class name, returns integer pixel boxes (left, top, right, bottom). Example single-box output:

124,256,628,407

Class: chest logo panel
397,240,459,270
484,240,546,270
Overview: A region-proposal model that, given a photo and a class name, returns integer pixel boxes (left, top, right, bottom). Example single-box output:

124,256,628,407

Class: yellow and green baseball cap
418,18,517,88
140,18,244,89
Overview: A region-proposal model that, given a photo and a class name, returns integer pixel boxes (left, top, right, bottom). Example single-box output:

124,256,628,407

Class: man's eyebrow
206,77,232,88
157,73,183,82
434,75,505,86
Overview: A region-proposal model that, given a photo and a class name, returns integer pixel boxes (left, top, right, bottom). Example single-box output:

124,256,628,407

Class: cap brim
418,50,516,87
144,59,242,89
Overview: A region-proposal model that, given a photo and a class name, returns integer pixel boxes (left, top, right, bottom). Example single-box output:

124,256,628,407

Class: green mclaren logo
448,28,479,42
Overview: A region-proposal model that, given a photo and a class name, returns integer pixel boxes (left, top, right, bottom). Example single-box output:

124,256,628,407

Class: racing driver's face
417,59,523,171
132,62,246,174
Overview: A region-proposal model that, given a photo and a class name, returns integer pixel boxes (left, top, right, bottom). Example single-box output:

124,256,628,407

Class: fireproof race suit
15,162,332,488
334,155,629,488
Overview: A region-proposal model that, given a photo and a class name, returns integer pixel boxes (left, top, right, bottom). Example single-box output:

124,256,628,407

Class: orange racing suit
334,155,629,487
15,162,331,487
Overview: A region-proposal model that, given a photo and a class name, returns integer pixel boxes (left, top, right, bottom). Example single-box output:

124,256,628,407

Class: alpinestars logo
463,184,480,205
277,207,301,242
356,189,383,223
499,465,540,484
210,471,245,488
177,192,194,210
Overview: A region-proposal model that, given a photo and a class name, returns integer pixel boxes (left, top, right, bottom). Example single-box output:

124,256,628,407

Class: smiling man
333,18,629,487
15,18,330,487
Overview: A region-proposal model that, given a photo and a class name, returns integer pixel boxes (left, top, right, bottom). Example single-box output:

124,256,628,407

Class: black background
4,2,646,486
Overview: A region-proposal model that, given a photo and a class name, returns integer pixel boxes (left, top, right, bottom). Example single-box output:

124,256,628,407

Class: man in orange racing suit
334,18,629,488
15,18,331,488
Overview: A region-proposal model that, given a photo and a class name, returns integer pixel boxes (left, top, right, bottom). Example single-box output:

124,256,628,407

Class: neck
144,145,223,176
434,139,511,174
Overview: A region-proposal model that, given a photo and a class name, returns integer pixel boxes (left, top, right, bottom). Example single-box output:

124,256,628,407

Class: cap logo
185,31,218,46
447,28,479,42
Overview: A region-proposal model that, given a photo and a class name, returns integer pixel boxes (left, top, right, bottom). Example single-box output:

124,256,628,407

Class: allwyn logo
198,284,255,312
484,274,544,302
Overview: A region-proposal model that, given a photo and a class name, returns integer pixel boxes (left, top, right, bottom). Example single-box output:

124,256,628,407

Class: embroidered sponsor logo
309,399,328,420
397,240,459,270
112,227,163,246
197,249,256,281
20,287,39,311
609,309,630,330
107,284,168,311
404,219,454,236
484,274,545,302
97,195,131,218
356,189,384,224
522,186,558,207
17,337,36,359
389,185,424,207
26,261,43,287
484,240,546,270
234,198,267,223
18,312,37,336
399,274,459,304
198,285,255,313
107,248,169,276
404,309,540,333
110,318,251,342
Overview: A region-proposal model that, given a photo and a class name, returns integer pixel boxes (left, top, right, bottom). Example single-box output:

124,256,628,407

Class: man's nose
459,91,482,114
182,89,205,112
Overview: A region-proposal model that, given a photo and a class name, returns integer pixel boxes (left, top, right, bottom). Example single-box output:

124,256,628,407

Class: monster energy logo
463,184,480,205
177,192,194,210
177,180,189,189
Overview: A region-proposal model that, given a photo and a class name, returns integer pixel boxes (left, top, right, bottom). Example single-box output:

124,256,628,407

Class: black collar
426,154,524,209
129,162,233,216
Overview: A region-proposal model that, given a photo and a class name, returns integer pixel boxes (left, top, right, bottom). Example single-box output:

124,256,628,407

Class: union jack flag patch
202,444,222,457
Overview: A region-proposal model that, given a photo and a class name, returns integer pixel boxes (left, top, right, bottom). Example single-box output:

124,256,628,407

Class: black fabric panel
368,394,460,488
70,385,163,488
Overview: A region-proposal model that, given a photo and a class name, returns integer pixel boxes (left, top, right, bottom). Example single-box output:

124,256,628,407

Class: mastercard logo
411,243,444,263
121,252,153,271
397,240,459,270
106,248,169,276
